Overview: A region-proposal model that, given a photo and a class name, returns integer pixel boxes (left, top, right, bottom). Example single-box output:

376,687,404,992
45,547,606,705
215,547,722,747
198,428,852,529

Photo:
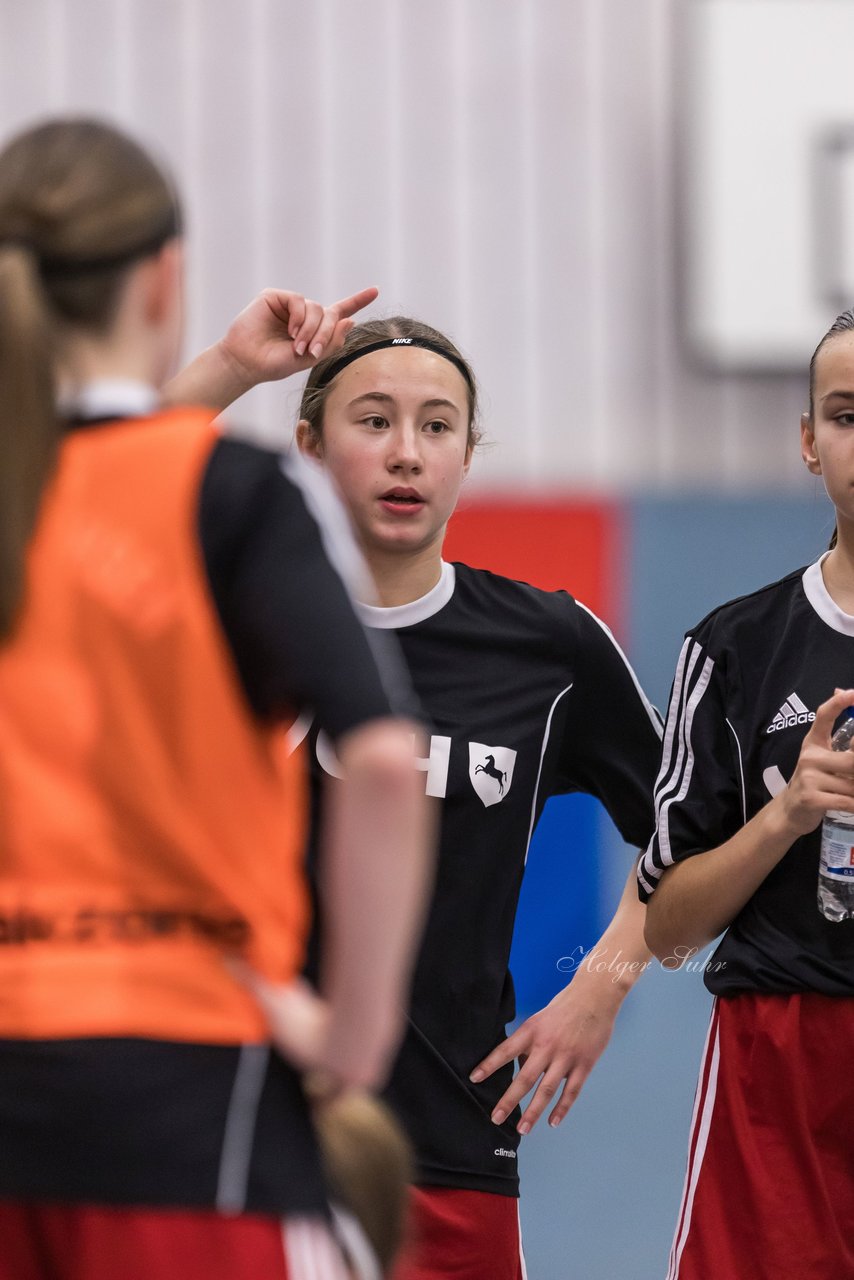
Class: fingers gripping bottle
818,709,854,922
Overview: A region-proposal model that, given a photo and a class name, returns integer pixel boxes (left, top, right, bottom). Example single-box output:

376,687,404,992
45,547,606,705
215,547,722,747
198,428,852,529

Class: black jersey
638,558,854,998
309,562,661,1196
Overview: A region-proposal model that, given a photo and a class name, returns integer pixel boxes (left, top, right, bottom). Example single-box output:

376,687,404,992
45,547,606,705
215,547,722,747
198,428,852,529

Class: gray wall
0,0,815,493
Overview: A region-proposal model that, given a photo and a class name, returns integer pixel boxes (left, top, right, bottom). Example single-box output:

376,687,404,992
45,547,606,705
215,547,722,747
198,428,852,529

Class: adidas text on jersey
766,692,815,734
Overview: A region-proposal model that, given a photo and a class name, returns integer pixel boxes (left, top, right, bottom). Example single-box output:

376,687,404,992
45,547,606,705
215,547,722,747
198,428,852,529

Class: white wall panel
526,2,592,487
684,0,854,368
0,0,818,494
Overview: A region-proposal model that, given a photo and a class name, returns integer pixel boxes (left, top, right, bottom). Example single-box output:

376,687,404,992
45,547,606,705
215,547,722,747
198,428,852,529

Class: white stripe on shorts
518,1199,528,1280
667,1002,721,1280
283,1217,351,1280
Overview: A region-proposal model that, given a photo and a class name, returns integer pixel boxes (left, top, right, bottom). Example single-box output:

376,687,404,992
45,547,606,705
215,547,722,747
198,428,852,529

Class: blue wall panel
510,793,604,1020
628,495,833,707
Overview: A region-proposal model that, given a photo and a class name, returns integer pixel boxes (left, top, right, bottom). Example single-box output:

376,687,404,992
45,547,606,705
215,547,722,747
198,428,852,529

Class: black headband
313,336,474,393
0,207,181,278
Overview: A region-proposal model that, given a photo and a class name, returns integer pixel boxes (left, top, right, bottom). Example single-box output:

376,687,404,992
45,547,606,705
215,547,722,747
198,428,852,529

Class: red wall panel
443,498,624,633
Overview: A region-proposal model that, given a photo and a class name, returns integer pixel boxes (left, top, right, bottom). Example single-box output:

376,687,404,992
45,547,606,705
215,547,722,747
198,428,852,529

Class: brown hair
0,117,180,639
808,307,854,420
299,315,481,450
807,307,854,550
315,1091,413,1276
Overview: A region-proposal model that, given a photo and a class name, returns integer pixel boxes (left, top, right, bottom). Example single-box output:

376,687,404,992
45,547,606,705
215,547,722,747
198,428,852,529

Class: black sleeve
636,629,745,902
198,436,416,738
557,601,663,848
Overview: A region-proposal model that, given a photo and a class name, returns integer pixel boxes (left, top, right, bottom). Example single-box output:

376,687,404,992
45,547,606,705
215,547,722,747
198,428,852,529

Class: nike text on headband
312,336,474,393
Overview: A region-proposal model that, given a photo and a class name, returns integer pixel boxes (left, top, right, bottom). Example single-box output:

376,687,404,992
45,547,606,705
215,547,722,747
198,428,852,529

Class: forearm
163,340,253,412
319,719,435,1088
644,793,798,959
568,863,650,1008
593,862,650,985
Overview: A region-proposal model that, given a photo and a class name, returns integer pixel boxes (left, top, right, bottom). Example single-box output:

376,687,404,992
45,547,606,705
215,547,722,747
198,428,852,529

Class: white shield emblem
468,743,517,808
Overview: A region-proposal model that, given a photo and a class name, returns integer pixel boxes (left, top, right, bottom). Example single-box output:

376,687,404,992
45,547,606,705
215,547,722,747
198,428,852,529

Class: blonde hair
315,1091,413,1276
0,117,180,638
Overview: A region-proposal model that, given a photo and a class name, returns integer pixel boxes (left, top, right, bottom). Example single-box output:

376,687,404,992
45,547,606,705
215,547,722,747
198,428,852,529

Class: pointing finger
331,286,379,320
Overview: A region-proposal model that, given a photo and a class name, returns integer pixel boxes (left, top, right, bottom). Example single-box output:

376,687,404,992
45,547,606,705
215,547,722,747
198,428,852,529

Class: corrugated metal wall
0,0,815,494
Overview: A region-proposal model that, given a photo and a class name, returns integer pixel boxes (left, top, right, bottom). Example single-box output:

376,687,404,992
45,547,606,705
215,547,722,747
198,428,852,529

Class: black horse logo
474,753,507,796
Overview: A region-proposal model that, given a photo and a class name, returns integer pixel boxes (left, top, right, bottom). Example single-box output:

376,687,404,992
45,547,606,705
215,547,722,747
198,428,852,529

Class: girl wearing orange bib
0,117,432,1280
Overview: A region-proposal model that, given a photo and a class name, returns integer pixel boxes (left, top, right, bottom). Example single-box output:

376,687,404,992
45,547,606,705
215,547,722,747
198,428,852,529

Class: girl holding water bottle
638,309,854,1280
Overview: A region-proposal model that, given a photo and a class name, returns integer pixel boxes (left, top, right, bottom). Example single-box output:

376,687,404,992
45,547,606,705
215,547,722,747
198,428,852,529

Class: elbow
333,718,436,860
644,893,718,967
337,717,425,789
643,901,673,963
643,874,692,964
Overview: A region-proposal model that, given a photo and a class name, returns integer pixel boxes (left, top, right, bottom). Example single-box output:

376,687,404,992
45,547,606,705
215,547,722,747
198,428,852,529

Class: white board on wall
685,0,854,370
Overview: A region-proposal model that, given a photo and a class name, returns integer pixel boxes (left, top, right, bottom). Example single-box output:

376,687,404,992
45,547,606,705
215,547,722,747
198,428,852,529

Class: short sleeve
636,631,746,902
198,437,419,737
556,601,663,848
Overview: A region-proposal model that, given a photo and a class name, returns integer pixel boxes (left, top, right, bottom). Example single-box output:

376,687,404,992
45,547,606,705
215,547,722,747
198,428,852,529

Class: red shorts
668,992,854,1280
391,1186,525,1280
0,1202,349,1280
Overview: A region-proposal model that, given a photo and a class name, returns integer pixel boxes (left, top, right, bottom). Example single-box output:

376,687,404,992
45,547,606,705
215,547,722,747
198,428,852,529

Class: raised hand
219,286,379,386
163,285,378,411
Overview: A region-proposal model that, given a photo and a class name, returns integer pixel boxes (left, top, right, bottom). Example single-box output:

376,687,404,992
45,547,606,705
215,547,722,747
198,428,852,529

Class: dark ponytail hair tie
0,207,181,277
0,237,35,255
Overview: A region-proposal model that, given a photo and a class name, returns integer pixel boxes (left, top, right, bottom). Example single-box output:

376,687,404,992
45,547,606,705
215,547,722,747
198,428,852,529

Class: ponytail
0,242,57,639
0,116,181,641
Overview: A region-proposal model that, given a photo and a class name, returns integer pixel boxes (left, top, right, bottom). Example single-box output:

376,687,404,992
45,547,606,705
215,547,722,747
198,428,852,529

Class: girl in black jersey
639,310,854,1280
0,117,432,1280
200,312,664,1279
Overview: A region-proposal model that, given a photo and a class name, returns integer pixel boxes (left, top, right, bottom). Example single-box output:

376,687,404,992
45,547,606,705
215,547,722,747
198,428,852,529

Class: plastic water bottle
818,710,854,922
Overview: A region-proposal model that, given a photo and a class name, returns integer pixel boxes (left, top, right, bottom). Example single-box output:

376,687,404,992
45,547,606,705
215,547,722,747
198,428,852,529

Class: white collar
802,553,854,637
356,561,456,630
59,378,160,420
